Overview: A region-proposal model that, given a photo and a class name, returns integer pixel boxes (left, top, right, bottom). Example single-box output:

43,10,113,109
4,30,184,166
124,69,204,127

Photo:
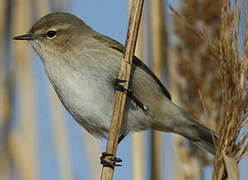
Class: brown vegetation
171,0,248,179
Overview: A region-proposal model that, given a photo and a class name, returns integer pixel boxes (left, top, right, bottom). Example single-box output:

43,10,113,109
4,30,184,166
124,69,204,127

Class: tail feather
176,111,218,155
154,103,218,154
182,120,217,154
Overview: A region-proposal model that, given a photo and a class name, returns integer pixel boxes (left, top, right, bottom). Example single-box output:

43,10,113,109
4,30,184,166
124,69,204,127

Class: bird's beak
13,33,34,40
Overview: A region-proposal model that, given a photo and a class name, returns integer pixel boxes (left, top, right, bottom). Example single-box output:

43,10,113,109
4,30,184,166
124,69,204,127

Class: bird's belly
53,73,116,138
44,57,150,138
49,73,149,138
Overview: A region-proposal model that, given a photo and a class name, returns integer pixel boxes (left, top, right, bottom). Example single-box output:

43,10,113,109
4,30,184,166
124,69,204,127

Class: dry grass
0,1,13,179
169,1,223,178
212,0,248,179
171,0,222,134
170,2,222,179
171,0,248,179
150,0,166,179
130,0,145,178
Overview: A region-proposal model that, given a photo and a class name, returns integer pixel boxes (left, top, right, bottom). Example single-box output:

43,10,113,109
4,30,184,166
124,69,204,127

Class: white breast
41,47,149,138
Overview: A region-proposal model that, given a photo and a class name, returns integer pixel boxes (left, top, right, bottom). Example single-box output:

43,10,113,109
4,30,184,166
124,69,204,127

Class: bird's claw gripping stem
100,152,122,168
114,79,148,111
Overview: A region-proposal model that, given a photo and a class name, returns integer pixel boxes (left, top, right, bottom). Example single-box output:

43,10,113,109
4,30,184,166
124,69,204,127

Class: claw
114,79,148,111
116,79,127,83
118,135,126,144
100,152,122,168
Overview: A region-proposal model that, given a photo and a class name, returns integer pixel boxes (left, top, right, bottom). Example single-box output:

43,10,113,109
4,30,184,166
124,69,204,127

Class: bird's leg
100,135,125,167
102,79,146,168
114,79,148,111
100,152,122,168
118,135,126,144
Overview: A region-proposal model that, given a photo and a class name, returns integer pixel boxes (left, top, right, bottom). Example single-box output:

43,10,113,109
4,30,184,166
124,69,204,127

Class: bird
13,12,217,156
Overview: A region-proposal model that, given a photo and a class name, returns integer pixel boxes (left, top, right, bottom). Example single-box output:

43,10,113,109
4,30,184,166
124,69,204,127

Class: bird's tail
154,103,217,154
178,112,217,155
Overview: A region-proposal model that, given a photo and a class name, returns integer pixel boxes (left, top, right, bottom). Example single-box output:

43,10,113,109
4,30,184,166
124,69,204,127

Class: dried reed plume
171,0,222,138
170,2,222,179
171,0,248,179
212,0,248,179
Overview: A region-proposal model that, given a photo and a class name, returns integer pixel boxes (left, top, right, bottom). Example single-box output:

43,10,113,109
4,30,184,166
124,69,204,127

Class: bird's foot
114,79,148,111
114,79,129,94
118,135,126,144
100,152,122,168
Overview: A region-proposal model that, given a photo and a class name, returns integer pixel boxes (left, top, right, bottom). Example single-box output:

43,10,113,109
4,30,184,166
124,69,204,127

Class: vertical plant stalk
0,0,8,134
129,0,145,178
0,0,7,133
149,0,166,179
81,132,101,179
53,0,68,10
7,134,36,180
100,0,144,179
0,0,12,179
11,0,37,179
36,0,49,16
49,87,75,180
130,37,144,180
131,133,144,180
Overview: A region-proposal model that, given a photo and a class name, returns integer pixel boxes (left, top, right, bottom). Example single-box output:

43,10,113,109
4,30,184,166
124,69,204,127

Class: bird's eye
46,30,56,39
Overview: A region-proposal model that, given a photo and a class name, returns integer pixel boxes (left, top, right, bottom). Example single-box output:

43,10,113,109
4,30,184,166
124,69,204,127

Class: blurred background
1,0,248,180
